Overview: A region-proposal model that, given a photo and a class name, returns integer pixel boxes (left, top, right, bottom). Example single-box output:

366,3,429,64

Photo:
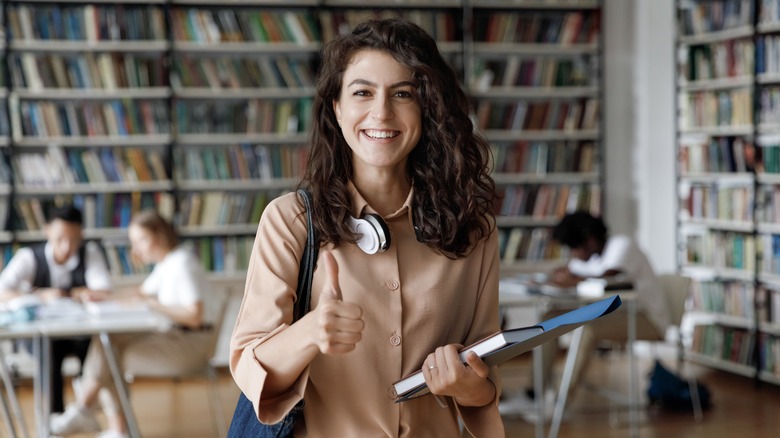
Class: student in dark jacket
0,204,112,417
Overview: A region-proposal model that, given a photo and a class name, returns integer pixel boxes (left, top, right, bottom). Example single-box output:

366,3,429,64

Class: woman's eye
395,90,413,98
353,89,370,97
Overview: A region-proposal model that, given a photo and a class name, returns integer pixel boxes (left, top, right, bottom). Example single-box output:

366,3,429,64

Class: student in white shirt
50,210,214,438
528,211,667,407
0,204,112,416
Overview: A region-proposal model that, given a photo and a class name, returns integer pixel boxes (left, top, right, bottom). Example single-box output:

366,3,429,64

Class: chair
122,292,229,437
656,273,704,421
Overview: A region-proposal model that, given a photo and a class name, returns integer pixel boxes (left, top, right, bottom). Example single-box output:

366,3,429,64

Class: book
392,295,622,402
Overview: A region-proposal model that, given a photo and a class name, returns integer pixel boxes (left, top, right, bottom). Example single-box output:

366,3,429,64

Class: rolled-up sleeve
229,193,310,423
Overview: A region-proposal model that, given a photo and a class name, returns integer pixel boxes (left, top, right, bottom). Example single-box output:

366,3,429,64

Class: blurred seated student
50,210,214,438
0,204,112,416
529,211,668,402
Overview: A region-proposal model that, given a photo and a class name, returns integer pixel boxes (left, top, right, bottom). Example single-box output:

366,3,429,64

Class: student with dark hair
520,211,667,414
230,18,503,437
0,204,112,417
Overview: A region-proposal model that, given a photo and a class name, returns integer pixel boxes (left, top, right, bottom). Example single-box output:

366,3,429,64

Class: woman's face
128,224,159,264
333,50,422,178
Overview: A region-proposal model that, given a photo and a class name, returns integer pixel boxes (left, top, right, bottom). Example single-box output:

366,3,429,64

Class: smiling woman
333,50,422,197
230,18,502,437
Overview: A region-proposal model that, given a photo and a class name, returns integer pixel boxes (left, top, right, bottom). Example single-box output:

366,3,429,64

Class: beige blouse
230,187,504,437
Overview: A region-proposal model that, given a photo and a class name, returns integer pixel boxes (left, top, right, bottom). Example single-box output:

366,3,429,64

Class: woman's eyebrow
346,78,416,88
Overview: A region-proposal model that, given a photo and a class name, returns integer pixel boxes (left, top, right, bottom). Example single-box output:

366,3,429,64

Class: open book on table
392,295,622,402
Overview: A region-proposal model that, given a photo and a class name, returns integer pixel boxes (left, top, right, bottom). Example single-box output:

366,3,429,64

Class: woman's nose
370,96,393,120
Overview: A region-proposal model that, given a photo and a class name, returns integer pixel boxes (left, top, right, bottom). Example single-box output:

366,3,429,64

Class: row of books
691,324,756,368
473,11,599,45
759,234,780,275
678,0,753,36
12,146,167,187
759,87,780,126
0,104,8,137
684,230,755,271
679,88,753,130
760,0,780,24
17,100,170,138
178,191,271,228
757,35,780,75
683,39,754,82
690,280,755,319
171,55,315,90
10,53,166,91
497,183,600,218
475,99,599,132
759,143,780,173
498,227,565,265
678,136,756,174
759,333,780,377
189,236,254,274
472,57,594,90
758,286,780,325
682,183,753,223
103,236,255,276
174,99,311,135
491,141,596,174
102,241,151,277
14,192,174,231
755,185,780,223
319,10,458,44
169,9,319,44
8,4,165,42
175,144,307,182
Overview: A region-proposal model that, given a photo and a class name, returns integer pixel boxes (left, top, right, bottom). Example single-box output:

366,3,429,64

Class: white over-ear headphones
347,214,392,255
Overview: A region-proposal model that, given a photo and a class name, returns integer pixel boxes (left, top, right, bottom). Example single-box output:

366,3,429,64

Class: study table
0,303,172,438
498,282,639,438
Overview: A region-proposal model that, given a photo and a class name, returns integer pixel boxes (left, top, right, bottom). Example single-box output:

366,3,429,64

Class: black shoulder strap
70,245,88,289
31,244,49,288
293,189,319,322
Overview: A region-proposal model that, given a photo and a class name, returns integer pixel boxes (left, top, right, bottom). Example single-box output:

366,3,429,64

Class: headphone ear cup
347,214,391,254
362,214,391,252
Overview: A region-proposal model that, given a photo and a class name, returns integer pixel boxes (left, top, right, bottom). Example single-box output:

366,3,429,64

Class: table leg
0,344,29,438
532,344,545,438
38,336,51,438
628,299,638,437
548,325,584,438
99,332,140,438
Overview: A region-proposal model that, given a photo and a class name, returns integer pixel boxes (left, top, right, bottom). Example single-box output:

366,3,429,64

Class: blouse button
387,280,399,290
390,334,401,346
388,387,398,399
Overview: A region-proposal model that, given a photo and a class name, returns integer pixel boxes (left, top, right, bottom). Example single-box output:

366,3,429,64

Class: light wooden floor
4,349,780,437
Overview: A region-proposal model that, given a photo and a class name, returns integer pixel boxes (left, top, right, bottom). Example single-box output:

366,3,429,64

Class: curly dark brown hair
298,18,496,258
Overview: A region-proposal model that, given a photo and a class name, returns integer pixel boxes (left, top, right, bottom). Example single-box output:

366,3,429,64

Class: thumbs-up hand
314,251,364,355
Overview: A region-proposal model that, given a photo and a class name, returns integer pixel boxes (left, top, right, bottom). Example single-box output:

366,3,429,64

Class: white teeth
364,130,398,139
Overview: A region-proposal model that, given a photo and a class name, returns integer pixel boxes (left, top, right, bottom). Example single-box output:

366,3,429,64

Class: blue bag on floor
646,360,712,412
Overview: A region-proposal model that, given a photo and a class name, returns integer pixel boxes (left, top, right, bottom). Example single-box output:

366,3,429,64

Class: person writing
230,18,504,437
0,204,112,418
524,211,668,410
50,210,214,438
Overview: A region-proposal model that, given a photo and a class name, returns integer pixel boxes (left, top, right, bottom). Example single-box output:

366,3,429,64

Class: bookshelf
0,0,605,283
470,1,603,274
676,0,780,384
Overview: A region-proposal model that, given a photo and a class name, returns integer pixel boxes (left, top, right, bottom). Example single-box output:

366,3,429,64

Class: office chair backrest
657,274,692,328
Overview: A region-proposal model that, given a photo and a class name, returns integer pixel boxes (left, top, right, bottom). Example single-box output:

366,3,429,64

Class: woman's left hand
422,344,496,407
